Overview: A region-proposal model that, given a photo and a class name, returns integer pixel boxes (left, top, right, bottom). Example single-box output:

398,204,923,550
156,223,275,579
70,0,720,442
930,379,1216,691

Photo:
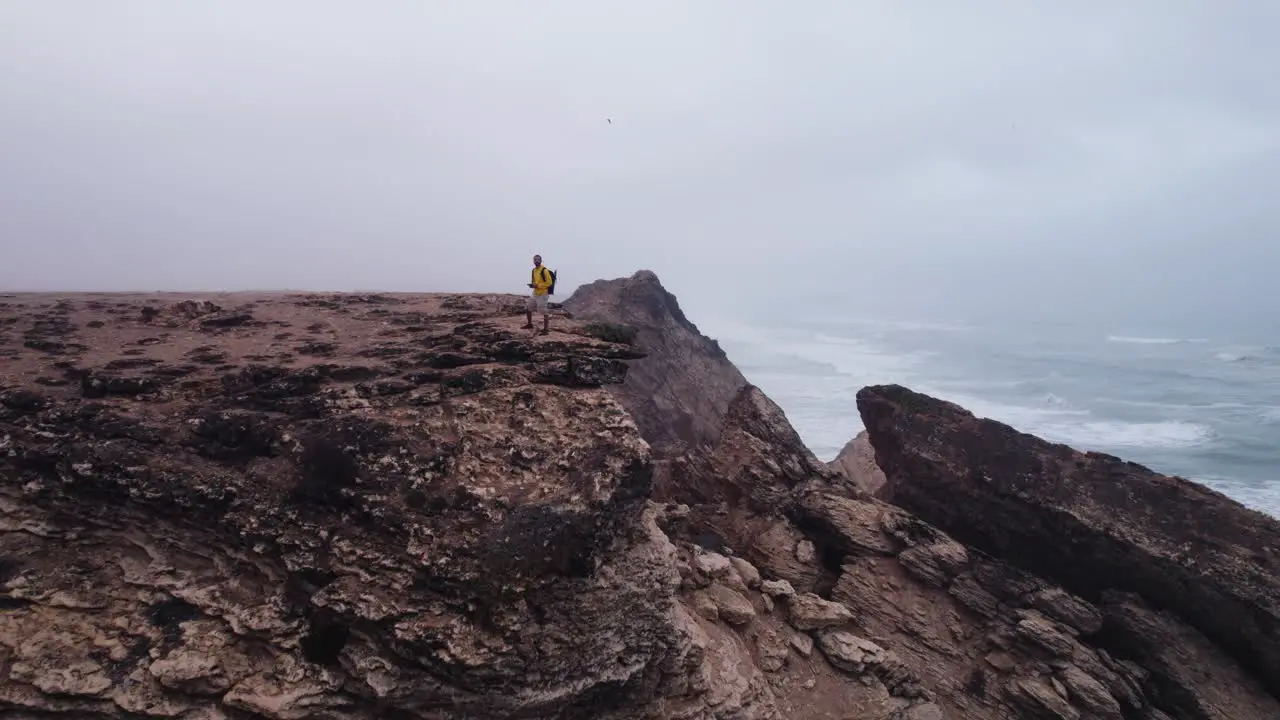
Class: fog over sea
700,310,1280,520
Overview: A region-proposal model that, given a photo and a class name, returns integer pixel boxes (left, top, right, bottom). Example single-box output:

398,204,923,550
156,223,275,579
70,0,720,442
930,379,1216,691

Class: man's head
532,254,542,267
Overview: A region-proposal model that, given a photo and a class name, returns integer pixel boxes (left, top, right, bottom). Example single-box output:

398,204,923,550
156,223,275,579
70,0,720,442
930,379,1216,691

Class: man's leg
523,296,535,328
539,296,550,334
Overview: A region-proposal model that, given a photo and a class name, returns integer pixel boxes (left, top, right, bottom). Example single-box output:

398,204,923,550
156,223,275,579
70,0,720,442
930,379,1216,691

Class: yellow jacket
531,265,554,296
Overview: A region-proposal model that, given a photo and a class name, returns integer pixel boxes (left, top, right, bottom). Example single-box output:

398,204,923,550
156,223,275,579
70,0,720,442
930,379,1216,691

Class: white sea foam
1213,345,1277,363
806,315,978,334
1039,420,1215,450
1107,335,1209,345
1195,476,1280,519
790,334,933,384
915,386,1214,451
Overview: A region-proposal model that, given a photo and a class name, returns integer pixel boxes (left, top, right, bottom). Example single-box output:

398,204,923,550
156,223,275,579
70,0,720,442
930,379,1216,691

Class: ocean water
701,314,1280,519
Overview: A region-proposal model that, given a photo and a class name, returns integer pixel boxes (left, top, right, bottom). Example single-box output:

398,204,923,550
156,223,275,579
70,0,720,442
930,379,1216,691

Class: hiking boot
521,323,534,329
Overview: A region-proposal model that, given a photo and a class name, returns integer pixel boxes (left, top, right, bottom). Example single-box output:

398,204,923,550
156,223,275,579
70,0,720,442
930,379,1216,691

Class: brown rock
816,631,886,674
761,579,796,599
692,591,720,622
1099,592,1280,719
706,583,756,627
1057,665,1123,719
693,550,734,579
857,383,1280,700
1013,610,1077,658
983,651,1017,673
745,519,824,592
562,270,747,455
947,573,1000,619
1009,677,1079,720
898,539,970,589
790,633,814,658
793,491,899,557
795,539,817,565
730,556,762,589
1029,588,1103,636
787,593,854,632
906,703,944,720
755,629,790,672
0,291,760,720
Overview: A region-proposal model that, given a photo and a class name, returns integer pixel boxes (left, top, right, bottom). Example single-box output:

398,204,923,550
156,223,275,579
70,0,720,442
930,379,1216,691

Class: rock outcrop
0,292,759,719
563,270,747,456
827,431,887,498
858,383,1280,718
594,275,1280,719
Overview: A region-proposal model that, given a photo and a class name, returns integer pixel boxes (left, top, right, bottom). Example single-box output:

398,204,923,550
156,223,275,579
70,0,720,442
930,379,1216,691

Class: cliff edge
571,274,1280,719
0,292,740,719
827,431,887,498
563,270,747,456
4,280,1277,720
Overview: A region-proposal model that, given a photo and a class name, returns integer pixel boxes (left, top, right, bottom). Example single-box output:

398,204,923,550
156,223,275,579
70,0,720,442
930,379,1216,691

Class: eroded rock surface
0,292,746,719
618,276,1280,719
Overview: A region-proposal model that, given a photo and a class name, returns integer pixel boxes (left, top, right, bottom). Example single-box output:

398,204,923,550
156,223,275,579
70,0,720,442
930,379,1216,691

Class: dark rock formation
563,270,747,456
858,383,1280,718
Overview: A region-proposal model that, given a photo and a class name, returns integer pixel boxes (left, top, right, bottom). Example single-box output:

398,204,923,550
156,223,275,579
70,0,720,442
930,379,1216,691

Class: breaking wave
1107,335,1209,345
915,386,1215,452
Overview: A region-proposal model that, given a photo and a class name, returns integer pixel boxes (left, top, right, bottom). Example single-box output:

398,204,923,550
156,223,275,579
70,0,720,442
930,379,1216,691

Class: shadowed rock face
563,270,747,456
858,383,1280,714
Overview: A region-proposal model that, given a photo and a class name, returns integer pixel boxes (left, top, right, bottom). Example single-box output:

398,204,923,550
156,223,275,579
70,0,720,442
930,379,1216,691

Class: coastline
1,280,1276,719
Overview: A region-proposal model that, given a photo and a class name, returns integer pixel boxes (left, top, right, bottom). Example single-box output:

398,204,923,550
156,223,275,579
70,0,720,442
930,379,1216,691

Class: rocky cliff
3,279,1277,720
563,271,747,456
570,274,1280,719
0,290,961,720
0,292,763,719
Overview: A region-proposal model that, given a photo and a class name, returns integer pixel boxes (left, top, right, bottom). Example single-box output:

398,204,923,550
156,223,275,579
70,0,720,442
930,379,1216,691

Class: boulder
787,593,854,631
705,583,756,626
816,631,886,674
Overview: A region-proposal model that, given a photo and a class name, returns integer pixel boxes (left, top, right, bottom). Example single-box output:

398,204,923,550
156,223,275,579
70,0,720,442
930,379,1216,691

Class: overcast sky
2,2,1278,325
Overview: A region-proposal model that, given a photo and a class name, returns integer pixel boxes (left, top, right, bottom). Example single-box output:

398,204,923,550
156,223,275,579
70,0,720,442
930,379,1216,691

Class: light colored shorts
526,294,549,314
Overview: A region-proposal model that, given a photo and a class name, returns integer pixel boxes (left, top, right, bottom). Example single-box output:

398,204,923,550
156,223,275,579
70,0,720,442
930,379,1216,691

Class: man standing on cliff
524,254,554,335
